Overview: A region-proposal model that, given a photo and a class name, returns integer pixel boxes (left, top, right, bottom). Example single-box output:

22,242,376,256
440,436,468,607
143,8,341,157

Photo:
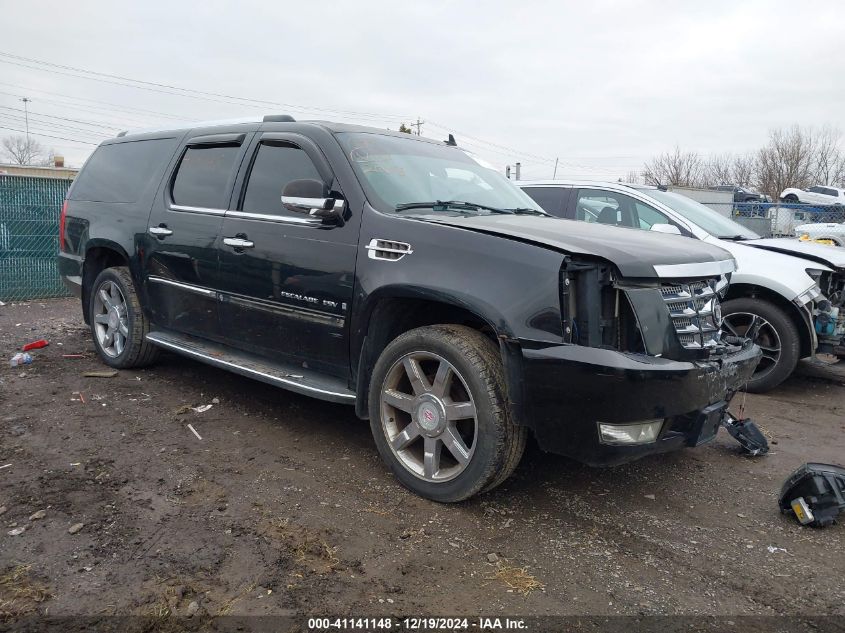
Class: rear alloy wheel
89,266,159,369
784,194,799,203
721,297,800,393
369,325,526,502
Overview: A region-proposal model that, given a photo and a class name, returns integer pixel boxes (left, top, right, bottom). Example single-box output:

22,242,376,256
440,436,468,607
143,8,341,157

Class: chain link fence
691,200,845,239
0,175,72,301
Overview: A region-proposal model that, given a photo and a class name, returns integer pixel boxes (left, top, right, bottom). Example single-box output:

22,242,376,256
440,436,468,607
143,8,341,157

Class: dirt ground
1,298,844,627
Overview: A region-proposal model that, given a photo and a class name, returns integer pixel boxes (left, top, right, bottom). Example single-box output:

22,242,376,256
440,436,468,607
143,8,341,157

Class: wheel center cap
415,396,446,435
108,309,119,330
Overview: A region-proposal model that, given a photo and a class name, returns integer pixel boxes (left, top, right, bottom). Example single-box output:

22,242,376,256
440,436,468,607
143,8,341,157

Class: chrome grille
660,280,722,350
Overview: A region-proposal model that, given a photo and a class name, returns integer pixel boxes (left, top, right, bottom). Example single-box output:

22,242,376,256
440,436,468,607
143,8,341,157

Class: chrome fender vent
365,238,413,261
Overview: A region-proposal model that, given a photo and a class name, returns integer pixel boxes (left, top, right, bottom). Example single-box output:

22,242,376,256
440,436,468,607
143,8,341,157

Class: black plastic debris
722,413,769,456
779,463,845,528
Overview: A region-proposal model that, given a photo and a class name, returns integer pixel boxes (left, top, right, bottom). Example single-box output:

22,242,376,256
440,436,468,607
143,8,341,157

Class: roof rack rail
263,114,296,123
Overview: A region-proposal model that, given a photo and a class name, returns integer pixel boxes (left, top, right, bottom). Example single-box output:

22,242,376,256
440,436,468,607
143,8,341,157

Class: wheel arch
353,290,521,421
724,282,814,358
81,241,130,324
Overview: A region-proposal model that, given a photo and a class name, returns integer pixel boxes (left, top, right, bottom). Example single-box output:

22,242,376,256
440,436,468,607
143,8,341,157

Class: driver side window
241,142,324,217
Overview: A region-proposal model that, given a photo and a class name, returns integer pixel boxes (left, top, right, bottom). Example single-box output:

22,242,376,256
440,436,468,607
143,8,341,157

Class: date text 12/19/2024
308,617,528,630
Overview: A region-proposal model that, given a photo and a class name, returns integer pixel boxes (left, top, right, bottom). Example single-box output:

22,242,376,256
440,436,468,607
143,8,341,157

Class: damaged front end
519,256,762,465
810,269,845,357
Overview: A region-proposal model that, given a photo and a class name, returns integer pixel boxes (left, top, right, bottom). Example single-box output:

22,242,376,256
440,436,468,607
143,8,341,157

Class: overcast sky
1,0,843,179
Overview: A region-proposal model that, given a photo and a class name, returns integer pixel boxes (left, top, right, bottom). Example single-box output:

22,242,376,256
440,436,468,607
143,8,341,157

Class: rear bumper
519,341,761,466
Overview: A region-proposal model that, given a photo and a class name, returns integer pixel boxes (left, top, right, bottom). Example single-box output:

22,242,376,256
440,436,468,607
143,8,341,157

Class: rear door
142,129,255,340
216,132,359,378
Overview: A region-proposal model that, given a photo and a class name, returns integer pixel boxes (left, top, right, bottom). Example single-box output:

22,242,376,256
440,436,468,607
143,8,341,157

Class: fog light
598,420,664,445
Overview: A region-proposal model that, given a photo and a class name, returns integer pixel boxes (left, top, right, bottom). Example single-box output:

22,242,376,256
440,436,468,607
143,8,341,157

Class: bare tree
731,154,756,187
811,125,845,187
642,146,705,188
2,135,48,165
620,170,641,184
754,125,817,200
704,154,734,187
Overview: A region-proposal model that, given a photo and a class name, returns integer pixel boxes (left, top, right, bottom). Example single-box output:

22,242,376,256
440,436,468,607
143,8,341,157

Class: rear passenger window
241,143,323,216
172,145,241,209
522,187,566,217
70,138,178,203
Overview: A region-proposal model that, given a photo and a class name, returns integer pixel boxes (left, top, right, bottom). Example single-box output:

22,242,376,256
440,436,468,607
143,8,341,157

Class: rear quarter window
69,138,179,203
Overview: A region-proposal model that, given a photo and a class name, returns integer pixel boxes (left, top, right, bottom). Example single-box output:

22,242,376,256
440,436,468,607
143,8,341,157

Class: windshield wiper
394,200,548,216
718,235,754,241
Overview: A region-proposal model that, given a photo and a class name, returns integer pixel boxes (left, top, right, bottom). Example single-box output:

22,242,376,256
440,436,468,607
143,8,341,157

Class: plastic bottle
9,352,33,367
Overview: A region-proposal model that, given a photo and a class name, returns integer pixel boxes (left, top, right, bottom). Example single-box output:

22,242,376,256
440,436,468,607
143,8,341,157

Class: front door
216,132,358,378
143,130,255,340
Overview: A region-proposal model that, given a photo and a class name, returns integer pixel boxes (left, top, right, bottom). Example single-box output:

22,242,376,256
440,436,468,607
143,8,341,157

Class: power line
0,124,99,145
0,105,120,131
0,51,414,122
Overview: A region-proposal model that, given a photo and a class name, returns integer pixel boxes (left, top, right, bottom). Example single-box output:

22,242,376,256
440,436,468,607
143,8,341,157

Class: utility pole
515,162,521,181
553,157,559,179
412,117,424,136
20,97,31,143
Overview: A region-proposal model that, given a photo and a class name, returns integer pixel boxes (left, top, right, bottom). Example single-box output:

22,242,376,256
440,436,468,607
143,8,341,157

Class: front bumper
518,340,761,466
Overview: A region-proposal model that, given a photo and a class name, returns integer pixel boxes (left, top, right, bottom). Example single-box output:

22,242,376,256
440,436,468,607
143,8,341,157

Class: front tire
88,266,159,369
368,325,526,502
783,194,799,203
721,297,800,393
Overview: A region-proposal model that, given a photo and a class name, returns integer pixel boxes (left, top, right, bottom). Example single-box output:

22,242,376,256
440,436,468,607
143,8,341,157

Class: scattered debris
211,397,220,404
192,404,213,413
487,553,500,563
28,510,46,521
21,340,48,352
83,370,118,378
722,414,769,456
779,463,845,528
67,523,84,535
767,546,788,554
0,564,51,619
187,424,203,440
174,404,193,415
644,494,656,500
7,527,25,536
0,464,11,470
487,564,544,595
9,353,32,367
186,600,200,617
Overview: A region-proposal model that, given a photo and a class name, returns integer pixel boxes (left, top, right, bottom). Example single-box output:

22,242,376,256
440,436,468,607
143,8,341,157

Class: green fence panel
0,175,72,301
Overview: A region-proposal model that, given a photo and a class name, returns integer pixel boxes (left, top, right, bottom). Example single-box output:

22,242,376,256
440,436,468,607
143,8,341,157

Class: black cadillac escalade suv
58,116,761,501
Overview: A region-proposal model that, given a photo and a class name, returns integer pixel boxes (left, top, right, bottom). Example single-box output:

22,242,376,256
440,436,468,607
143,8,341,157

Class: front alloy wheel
380,351,478,482
720,297,800,393
368,325,526,502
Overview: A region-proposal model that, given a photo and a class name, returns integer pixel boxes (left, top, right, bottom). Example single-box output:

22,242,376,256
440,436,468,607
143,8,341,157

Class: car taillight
59,200,68,252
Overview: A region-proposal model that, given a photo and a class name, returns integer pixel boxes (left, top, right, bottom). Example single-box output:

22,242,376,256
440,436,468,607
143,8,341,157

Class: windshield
336,132,543,214
636,188,760,239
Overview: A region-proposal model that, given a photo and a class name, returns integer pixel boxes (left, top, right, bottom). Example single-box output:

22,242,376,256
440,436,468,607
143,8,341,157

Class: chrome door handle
148,226,173,237
223,237,254,249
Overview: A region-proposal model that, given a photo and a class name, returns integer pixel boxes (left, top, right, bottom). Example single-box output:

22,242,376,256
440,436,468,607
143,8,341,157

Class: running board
145,330,356,404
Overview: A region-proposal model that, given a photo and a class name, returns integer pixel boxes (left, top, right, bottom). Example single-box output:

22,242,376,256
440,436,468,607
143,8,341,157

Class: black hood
415,214,734,279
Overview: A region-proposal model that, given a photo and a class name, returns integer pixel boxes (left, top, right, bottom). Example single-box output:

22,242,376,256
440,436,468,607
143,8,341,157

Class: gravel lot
1,298,843,627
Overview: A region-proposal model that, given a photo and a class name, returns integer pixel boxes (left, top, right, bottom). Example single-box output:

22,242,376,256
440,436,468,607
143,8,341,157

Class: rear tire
783,194,799,203
721,297,800,393
368,325,526,502
88,266,159,369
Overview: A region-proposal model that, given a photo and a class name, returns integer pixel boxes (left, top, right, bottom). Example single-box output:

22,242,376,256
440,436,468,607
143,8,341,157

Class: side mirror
281,179,345,222
650,223,682,236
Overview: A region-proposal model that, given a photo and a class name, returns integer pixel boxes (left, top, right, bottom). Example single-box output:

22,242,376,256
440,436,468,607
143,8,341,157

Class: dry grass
0,564,51,621
487,564,544,596
264,518,341,574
